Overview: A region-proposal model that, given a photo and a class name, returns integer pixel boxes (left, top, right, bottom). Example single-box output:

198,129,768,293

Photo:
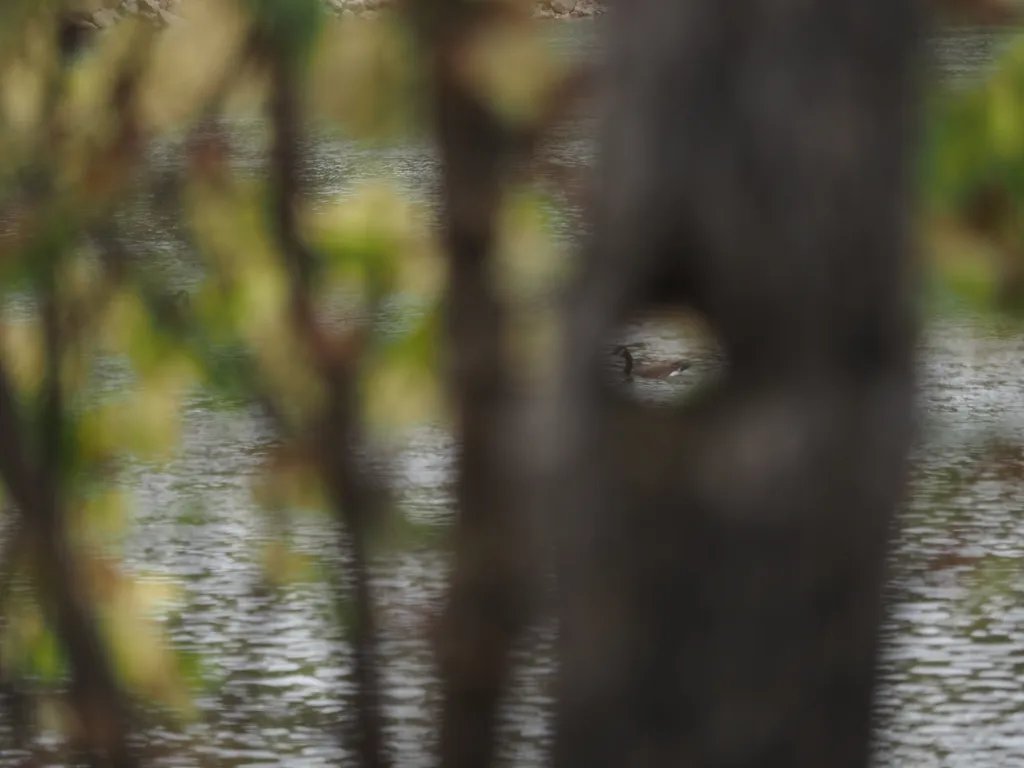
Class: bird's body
614,345,691,380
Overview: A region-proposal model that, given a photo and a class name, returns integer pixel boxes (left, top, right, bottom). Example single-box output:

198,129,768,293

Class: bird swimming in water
613,345,691,380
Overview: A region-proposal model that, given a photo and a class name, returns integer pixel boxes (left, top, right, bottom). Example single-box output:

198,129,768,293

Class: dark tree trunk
550,1,922,766
410,4,542,768
265,53,389,768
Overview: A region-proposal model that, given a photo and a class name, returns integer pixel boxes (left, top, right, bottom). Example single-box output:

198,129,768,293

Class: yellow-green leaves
0,0,579,751
456,13,568,133
309,16,417,140
989,77,1023,158
77,369,191,465
303,182,446,430
926,35,1024,318
185,172,328,415
363,308,442,430
309,181,442,301
120,361,193,460
260,538,318,587
246,0,325,64
494,186,563,299
0,55,47,139
68,488,130,551
491,187,563,385
2,594,67,684
97,564,195,718
0,316,45,397
929,220,1004,309
63,18,146,142
253,443,328,515
140,0,252,131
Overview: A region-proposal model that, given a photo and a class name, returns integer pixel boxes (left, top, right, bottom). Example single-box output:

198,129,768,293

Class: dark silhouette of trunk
0,298,137,768
408,3,550,767
550,1,922,766
0,24,145,759
264,50,388,768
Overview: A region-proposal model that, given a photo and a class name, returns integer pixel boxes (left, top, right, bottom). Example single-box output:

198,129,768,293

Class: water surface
5,19,1024,767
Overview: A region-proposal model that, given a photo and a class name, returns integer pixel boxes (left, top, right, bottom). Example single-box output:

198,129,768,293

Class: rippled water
6,18,1024,767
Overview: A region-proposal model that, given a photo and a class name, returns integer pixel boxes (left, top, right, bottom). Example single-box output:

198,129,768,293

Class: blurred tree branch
0,13,159,765
260,21,390,768
403,2,568,767
0,335,137,766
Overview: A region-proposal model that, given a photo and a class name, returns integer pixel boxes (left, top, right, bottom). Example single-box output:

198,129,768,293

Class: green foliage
308,16,422,139
245,0,325,64
3,593,68,685
13,0,1024,761
926,35,1024,319
0,0,570,756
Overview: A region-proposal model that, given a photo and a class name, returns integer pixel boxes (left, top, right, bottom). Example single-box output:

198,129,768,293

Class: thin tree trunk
0,310,136,767
265,52,389,768
409,3,540,767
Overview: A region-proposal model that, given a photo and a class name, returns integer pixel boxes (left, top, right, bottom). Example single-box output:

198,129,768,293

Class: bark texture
551,1,922,766
411,4,542,768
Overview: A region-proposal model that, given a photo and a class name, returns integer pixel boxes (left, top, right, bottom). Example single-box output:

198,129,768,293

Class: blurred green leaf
246,0,324,64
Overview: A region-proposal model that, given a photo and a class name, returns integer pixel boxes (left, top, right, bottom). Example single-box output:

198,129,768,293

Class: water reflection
875,317,1024,766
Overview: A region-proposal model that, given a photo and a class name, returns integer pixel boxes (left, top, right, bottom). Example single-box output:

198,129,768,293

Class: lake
5,18,1024,768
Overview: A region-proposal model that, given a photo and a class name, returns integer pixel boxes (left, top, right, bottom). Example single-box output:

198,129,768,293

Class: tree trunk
550,1,922,766
412,4,541,767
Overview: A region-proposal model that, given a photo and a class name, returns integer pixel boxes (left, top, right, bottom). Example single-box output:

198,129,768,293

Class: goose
614,345,691,380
